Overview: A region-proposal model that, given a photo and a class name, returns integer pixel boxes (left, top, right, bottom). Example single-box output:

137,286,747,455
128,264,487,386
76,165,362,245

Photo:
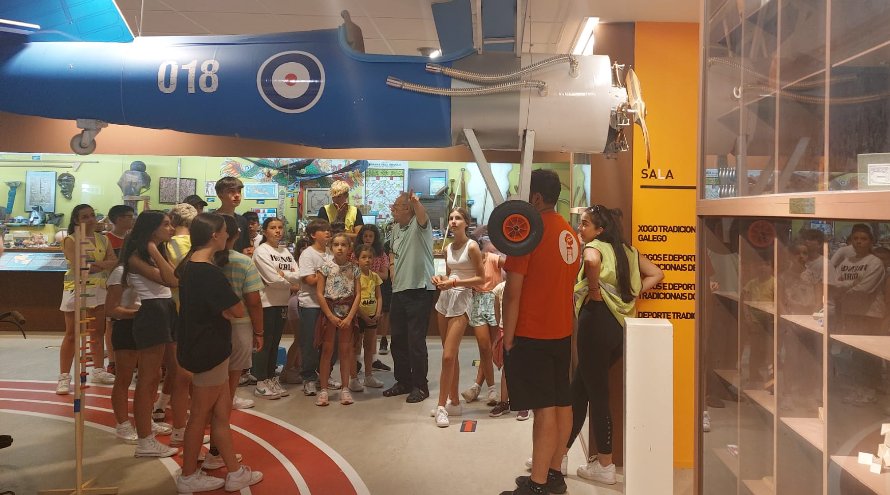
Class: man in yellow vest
316,180,363,240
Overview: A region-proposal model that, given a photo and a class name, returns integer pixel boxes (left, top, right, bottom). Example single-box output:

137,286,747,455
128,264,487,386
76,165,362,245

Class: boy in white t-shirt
296,219,332,395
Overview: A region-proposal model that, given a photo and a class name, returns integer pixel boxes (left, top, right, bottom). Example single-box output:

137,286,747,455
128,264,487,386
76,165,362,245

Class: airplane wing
0,0,133,43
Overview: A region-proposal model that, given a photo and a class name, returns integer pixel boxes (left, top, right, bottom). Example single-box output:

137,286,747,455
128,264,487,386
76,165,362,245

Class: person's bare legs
181,383,238,476
437,315,466,407
165,343,191,430
551,405,573,470
318,330,336,394
530,406,559,485
472,324,495,387
363,328,376,378
134,345,165,438
111,350,137,424
338,326,353,389
59,311,76,374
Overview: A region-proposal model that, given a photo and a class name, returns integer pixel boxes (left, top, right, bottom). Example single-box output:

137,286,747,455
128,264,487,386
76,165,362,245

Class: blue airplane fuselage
0,29,455,149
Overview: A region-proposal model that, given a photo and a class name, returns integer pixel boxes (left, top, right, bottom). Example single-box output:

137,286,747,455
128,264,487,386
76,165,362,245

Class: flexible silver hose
386,76,547,96
740,84,890,105
425,54,578,83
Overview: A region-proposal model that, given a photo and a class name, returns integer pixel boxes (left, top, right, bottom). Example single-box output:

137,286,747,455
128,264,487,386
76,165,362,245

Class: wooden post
39,224,118,495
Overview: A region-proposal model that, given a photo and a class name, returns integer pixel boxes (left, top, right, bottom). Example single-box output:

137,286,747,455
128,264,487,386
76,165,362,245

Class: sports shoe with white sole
486,385,499,406
239,372,257,386
430,401,462,417
525,454,568,476
461,383,481,403
348,377,365,392
233,396,255,410
176,470,225,493
152,421,172,436
225,466,263,491
271,376,289,397
254,379,281,400
115,422,138,444
434,406,449,427
316,389,329,406
303,380,318,396
340,389,354,405
577,459,617,485
201,452,243,470
327,377,342,390
134,435,178,458
56,373,71,395
90,368,115,385
516,410,530,421
703,411,711,432
363,375,384,388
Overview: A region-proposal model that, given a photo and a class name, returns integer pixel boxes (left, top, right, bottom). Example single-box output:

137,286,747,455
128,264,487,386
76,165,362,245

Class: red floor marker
460,420,477,432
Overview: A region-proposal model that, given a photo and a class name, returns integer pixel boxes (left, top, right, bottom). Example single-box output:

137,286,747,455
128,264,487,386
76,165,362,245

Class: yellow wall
632,22,700,468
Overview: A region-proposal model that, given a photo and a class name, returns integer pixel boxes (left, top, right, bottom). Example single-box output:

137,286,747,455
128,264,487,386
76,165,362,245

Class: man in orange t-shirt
500,169,580,495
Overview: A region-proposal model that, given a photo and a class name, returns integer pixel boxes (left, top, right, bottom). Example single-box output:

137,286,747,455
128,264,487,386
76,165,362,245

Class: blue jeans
389,289,434,389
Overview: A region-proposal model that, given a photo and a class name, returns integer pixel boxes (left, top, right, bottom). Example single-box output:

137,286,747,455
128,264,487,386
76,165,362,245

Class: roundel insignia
257,51,325,113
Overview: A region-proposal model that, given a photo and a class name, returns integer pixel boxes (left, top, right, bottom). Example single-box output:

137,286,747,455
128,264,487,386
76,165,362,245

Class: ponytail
588,205,633,303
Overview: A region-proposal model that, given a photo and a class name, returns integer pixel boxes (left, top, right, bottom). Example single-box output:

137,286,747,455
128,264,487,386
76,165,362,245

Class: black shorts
380,279,393,313
110,319,138,351
132,298,176,350
504,336,572,411
358,317,378,334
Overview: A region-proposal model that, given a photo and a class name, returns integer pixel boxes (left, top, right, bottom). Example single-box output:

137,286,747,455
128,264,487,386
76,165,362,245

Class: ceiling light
572,17,599,56
418,47,442,59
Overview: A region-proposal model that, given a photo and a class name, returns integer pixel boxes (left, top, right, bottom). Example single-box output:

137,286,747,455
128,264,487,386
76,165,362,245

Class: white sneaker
115,422,138,444
239,372,257,386
703,411,711,432
56,373,71,395
254,379,281,400
134,435,178,458
430,401,463,417
170,428,210,447
435,406,449,427
176,470,225,493
327,377,342,390
271,376,289,397
525,454,568,476
303,380,318,396
152,421,172,436
233,395,255,409
202,452,242,470
578,459,616,485
316,389,329,406
225,466,263,491
348,377,365,392
461,383,481,403
363,375,384,388
90,368,115,385
486,385,499,406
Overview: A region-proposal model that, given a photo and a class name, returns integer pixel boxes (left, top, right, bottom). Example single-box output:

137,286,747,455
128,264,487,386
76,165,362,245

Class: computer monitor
362,214,376,226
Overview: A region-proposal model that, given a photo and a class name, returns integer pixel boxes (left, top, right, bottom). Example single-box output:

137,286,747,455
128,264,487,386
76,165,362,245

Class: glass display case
698,1,890,494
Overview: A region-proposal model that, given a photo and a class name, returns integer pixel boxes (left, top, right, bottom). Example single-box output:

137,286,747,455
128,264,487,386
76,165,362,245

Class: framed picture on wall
304,188,330,217
159,177,197,204
25,170,57,213
205,180,218,197
244,182,279,200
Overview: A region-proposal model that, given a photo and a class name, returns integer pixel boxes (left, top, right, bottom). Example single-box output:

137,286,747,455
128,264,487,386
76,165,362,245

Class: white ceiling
114,0,699,56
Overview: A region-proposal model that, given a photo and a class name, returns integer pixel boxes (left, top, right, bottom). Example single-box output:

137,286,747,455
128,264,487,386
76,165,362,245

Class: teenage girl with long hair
353,224,391,372
57,204,117,394
119,210,179,457
251,217,301,399
175,213,261,492
568,205,662,484
430,207,484,427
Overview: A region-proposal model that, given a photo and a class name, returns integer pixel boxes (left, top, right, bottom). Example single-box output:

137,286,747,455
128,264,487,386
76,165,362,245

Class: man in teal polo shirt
382,190,436,403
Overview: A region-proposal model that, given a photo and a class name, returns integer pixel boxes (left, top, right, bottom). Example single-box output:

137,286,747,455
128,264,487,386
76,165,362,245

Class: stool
0,311,25,339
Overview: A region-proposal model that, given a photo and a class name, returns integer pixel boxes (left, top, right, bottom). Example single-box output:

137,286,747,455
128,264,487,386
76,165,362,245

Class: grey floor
0,333,693,494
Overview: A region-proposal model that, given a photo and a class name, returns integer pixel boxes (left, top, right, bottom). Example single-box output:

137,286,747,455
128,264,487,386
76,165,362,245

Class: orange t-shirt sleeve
504,254,529,276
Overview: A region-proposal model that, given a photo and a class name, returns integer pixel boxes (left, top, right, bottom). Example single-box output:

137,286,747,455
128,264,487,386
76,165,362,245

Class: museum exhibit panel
698,0,890,493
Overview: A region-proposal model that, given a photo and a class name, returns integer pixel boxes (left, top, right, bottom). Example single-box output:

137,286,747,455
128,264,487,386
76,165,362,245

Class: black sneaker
405,387,427,403
372,359,391,371
517,473,564,494
152,408,166,422
379,337,389,355
356,360,363,373
500,478,548,495
490,401,510,417
382,382,411,397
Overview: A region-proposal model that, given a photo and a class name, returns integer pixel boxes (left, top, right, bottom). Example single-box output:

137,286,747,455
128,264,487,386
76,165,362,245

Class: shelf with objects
698,0,890,494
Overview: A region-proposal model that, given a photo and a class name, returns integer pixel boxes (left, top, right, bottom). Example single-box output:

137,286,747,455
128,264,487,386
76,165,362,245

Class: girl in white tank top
431,208,485,428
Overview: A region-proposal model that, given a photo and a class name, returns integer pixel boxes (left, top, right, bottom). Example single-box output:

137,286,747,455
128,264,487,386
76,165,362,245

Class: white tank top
127,271,172,300
446,240,476,283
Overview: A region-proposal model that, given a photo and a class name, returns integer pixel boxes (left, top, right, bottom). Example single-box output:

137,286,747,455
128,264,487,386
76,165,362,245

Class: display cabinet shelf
714,290,740,302
831,455,890,495
714,447,740,477
744,389,775,416
715,369,741,390
780,417,824,452
742,478,775,495
830,335,890,363
745,300,776,316
779,314,824,335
